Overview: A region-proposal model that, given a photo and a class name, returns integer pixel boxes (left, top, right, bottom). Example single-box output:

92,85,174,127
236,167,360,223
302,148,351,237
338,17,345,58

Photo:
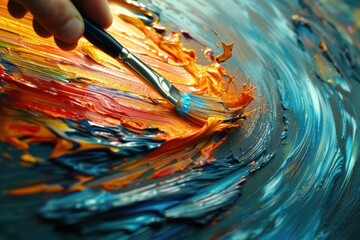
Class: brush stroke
1,0,360,239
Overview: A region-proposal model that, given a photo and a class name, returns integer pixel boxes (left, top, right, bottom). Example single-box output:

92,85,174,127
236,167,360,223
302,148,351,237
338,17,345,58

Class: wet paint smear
0,0,359,239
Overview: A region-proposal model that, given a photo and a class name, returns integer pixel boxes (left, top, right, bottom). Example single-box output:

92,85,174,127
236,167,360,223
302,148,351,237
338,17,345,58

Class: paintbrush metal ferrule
116,49,241,122
82,16,240,122
116,48,180,106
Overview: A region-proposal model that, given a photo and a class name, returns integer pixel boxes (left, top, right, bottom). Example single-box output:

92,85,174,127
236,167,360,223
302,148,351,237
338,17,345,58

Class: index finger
15,0,84,43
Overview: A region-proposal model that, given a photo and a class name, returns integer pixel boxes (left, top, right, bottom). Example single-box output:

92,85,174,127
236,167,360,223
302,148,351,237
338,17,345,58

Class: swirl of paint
0,0,359,239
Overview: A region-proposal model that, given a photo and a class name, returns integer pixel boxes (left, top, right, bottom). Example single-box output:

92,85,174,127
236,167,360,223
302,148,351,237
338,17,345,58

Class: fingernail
56,17,83,43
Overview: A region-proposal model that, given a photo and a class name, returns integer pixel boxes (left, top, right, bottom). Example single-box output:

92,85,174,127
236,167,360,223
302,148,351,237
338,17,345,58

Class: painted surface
0,0,359,239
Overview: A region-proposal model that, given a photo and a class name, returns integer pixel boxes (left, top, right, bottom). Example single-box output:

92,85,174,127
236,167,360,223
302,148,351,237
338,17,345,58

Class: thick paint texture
0,0,359,239
0,0,253,180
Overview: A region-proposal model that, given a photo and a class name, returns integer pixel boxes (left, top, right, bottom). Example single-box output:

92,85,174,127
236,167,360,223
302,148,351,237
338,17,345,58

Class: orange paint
212,30,234,63
151,158,193,178
9,184,64,196
20,153,39,163
0,0,255,194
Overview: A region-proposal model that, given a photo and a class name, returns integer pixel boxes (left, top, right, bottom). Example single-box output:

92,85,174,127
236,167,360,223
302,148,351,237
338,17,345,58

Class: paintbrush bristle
175,92,243,122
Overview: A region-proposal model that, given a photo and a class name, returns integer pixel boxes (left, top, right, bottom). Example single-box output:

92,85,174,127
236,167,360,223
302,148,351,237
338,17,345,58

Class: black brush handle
83,16,123,58
82,15,180,106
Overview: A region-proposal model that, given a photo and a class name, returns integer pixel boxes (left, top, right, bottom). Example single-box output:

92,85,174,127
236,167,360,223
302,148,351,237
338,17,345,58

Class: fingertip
101,14,113,29
21,0,84,44
73,0,113,28
54,37,78,51
7,0,28,19
98,4,113,29
33,19,52,38
55,17,84,44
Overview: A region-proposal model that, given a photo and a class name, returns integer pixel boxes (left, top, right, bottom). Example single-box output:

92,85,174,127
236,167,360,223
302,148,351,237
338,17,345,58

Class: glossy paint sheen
0,0,359,239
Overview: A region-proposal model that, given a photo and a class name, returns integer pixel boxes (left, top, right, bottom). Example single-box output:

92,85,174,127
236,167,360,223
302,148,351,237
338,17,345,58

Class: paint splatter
1,0,360,239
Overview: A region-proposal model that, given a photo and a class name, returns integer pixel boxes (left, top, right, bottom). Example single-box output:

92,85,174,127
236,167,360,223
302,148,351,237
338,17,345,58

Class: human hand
7,0,113,50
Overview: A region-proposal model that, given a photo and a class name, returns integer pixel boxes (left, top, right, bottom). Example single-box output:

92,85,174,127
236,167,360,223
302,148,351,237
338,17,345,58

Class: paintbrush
83,16,243,123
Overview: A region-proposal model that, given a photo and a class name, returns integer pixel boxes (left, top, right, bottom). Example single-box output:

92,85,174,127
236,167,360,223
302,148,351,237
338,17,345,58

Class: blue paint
1,0,360,239
176,92,192,114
